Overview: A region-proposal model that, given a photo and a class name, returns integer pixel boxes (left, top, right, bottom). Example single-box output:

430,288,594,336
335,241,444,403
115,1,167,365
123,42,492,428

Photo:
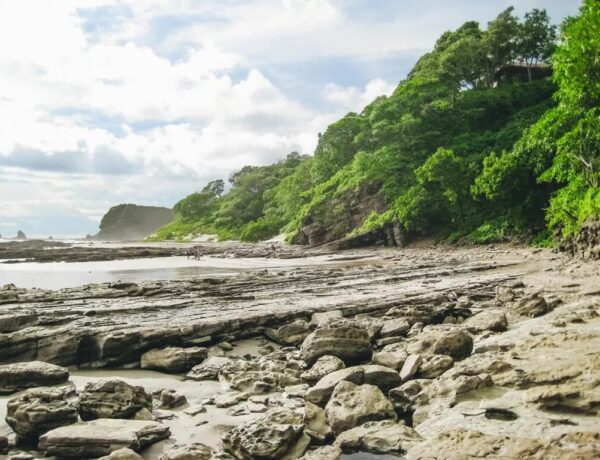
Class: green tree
483,7,519,87
202,179,225,197
517,9,557,82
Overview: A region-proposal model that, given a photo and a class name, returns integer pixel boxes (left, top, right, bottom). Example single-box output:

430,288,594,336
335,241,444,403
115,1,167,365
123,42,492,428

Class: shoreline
0,244,598,459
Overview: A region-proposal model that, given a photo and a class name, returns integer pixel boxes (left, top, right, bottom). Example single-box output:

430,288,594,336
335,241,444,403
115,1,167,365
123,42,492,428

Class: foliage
155,4,600,246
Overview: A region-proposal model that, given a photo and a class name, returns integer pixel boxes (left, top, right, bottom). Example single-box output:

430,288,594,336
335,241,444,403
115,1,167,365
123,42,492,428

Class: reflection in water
0,254,376,290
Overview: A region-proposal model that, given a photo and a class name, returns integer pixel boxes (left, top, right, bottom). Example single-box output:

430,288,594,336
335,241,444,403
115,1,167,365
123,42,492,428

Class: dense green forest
152,1,599,247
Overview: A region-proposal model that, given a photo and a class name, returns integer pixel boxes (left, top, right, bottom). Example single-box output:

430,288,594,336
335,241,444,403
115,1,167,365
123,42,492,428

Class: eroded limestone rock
78,380,152,420
141,347,207,373
334,419,421,454
301,356,345,383
0,361,69,394
6,384,78,442
222,408,306,459
38,418,170,458
300,319,372,366
325,381,396,435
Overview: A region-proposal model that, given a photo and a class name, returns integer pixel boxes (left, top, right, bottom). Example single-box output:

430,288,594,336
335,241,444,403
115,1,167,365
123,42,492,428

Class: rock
353,315,384,339
16,230,27,240
513,293,552,317
222,408,305,459
305,367,365,407
183,405,207,416
400,354,422,382
417,354,454,378
159,389,187,409
310,310,342,327
284,383,309,398
300,319,372,366
265,319,311,346
301,355,345,383
78,380,152,420
99,448,143,459
334,420,421,454
325,381,396,435
379,318,410,338
304,401,332,442
407,428,600,459
361,364,402,392
6,385,78,442
160,443,214,460
0,361,69,394
0,310,38,333
407,326,473,361
38,418,171,458
462,310,507,333
215,391,248,408
300,445,342,460
141,347,208,373
0,435,7,455
371,344,408,371
186,357,232,381
247,402,267,413
388,379,431,415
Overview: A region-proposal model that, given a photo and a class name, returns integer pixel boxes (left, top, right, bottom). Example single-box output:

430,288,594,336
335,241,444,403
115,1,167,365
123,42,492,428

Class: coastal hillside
155,2,599,250
95,204,173,241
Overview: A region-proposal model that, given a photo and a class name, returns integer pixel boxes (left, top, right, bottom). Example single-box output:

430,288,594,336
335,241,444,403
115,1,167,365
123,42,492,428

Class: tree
517,9,557,82
202,179,225,197
483,7,520,87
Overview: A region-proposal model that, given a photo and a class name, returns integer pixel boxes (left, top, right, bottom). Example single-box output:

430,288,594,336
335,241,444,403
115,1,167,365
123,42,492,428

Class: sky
0,0,581,238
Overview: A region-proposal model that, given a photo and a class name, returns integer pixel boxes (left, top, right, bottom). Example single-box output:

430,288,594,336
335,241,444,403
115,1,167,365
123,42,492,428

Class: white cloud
323,78,396,113
0,0,579,236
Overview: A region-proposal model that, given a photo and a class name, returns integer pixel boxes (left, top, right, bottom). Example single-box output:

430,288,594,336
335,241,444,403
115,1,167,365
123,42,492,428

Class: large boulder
0,361,69,394
305,367,364,407
301,355,345,383
371,344,408,371
334,420,421,454
265,319,312,346
186,357,233,381
407,326,473,361
304,401,332,443
38,418,171,458
78,380,152,420
462,310,507,333
141,347,207,373
361,365,402,392
325,381,396,435
300,319,372,366
6,384,78,442
222,408,307,459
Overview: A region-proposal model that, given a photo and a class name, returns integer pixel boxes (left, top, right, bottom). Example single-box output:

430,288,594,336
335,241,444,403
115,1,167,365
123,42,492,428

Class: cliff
95,204,173,241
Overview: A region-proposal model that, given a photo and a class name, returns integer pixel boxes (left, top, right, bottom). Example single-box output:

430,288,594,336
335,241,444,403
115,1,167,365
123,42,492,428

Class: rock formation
94,204,173,241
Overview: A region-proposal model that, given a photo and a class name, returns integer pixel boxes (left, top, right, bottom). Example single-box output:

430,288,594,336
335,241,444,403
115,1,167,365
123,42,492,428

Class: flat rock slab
38,418,171,458
0,361,69,394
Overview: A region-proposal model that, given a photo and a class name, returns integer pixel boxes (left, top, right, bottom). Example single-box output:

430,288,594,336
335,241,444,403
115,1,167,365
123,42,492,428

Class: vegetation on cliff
96,204,173,241
156,2,599,246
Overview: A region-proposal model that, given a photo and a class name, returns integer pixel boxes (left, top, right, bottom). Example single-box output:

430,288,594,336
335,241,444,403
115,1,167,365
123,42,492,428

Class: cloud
0,0,580,237
323,78,396,113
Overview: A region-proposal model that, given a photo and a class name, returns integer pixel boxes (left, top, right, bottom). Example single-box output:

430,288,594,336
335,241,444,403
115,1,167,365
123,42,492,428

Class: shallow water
0,254,374,290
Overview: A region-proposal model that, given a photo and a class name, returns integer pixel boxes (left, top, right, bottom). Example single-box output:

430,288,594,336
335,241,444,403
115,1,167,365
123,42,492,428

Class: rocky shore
0,245,599,459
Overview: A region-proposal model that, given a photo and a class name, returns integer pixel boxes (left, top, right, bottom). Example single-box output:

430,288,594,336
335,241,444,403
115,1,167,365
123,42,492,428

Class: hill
95,204,173,241
154,2,599,251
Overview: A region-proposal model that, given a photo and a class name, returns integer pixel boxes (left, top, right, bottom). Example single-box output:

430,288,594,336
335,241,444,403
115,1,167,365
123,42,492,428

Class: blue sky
0,0,581,238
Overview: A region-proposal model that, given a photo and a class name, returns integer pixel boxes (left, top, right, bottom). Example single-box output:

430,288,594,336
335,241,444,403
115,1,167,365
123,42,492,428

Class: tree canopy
153,4,599,247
